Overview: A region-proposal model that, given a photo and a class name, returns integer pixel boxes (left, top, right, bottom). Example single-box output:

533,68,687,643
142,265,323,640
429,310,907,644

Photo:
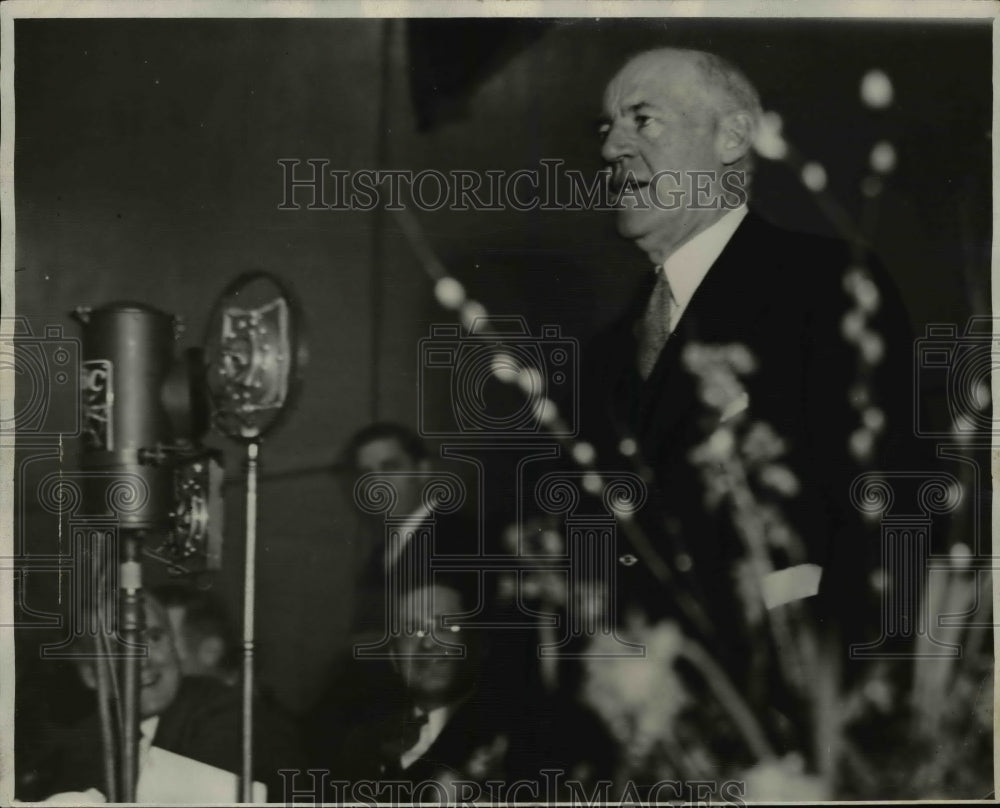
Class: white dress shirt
660,205,748,329
399,704,454,770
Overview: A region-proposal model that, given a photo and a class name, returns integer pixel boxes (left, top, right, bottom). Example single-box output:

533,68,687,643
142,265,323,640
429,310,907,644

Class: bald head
600,47,760,264
606,48,761,131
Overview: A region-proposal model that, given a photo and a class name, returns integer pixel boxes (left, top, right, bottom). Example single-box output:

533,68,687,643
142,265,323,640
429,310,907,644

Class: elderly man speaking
581,45,919,758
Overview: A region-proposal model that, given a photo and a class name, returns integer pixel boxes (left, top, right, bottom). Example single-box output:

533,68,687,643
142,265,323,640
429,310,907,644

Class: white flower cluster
684,342,807,576
582,621,689,767
498,517,567,606
682,343,756,413
841,267,887,463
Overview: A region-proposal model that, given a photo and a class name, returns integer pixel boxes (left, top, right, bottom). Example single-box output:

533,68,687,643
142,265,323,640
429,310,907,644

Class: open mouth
610,173,649,195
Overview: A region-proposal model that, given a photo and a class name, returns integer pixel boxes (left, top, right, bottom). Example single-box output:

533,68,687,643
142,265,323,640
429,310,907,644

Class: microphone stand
202,271,305,805
240,440,260,802
119,532,144,801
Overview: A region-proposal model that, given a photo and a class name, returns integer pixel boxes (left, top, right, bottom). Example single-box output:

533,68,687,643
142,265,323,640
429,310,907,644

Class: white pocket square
720,391,750,423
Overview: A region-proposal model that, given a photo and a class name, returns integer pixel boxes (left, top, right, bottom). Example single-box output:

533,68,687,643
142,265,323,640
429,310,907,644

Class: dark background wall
13,17,991,713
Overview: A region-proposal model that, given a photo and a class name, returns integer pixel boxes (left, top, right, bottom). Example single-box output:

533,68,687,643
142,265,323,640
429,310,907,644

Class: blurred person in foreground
153,582,240,687
39,590,303,802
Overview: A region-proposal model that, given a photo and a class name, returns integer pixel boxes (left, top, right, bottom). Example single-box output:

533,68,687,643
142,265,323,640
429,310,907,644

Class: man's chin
616,207,686,249
140,685,179,719
616,209,657,241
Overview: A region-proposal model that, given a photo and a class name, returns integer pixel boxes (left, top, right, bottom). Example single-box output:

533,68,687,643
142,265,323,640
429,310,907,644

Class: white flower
517,365,543,396
862,406,886,433
742,754,830,801
618,437,638,457
532,396,559,426
853,274,881,314
540,529,563,554
741,422,787,464
765,518,796,550
841,310,865,342
801,162,827,192
758,463,801,497
572,441,596,466
849,427,875,461
753,111,788,160
681,342,708,371
725,343,758,374
870,141,897,174
842,267,865,294
705,427,736,462
860,69,894,109
701,471,731,508
863,678,894,713
581,621,689,762
581,471,603,495
859,330,885,364
460,301,488,330
702,370,746,412
434,276,466,309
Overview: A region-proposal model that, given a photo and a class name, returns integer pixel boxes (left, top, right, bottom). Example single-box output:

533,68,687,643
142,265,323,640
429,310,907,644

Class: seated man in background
153,582,240,687
334,573,521,786
42,590,303,802
339,421,436,640
305,422,478,765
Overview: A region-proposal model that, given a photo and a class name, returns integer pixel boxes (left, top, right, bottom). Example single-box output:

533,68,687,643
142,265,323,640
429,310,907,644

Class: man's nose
601,120,634,163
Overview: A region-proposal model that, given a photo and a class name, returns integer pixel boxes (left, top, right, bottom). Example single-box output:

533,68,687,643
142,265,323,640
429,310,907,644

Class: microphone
74,302,180,531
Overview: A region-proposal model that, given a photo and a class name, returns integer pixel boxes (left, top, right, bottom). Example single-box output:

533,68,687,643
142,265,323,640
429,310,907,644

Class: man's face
140,598,183,718
391,585,478,707
355,436,426,516
600,52,723,252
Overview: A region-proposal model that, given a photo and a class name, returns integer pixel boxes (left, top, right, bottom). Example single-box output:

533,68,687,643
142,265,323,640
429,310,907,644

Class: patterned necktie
636,266,674,379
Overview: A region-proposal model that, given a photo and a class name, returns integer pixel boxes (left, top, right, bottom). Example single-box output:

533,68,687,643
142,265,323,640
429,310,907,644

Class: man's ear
715,110,756,166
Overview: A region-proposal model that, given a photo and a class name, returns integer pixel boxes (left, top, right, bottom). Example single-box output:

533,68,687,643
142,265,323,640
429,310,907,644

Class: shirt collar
660,205,748,323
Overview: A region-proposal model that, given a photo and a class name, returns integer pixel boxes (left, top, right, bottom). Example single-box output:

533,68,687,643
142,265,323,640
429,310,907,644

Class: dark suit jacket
333,688,515,785
581,211,920,683
45,676,304,801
